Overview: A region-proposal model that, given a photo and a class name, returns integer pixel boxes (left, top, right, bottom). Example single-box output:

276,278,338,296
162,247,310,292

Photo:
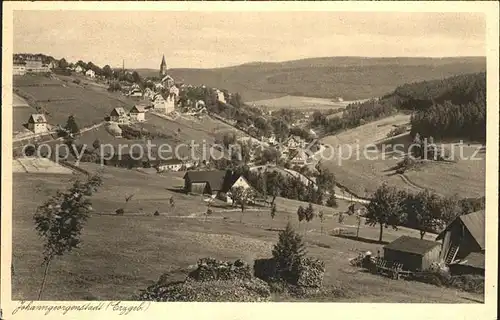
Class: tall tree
65,115,80,135
365,183,407,243
33,175,102,299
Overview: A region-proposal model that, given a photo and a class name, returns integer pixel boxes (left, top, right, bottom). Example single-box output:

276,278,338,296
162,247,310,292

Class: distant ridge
137,56,486,101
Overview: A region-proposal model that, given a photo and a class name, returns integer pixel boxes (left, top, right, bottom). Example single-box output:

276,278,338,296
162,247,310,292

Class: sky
13,11,486,69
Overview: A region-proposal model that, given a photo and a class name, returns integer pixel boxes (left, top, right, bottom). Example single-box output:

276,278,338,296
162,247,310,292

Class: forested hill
387,72,486,142
138,56,485,101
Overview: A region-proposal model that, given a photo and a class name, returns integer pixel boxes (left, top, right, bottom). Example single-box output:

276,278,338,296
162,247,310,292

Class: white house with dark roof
27,114,48,134
109,107,128,124
129,105,146,122
75,65,84,73
85,69,96,78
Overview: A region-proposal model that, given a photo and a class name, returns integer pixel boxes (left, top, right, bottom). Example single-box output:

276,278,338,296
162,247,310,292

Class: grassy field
249,95,355,110
138,56,485,102
11,163,483,302
319,114,485,198
13,74,138,131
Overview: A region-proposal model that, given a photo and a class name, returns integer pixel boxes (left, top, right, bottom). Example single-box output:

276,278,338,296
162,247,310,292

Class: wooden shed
383,236,441,272
436,210,485,265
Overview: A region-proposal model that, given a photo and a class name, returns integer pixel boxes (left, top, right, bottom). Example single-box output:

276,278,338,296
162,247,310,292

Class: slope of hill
138,56,486,101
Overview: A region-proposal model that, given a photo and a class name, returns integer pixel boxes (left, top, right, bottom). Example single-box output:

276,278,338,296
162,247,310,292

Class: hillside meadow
11,164,483,302
319,114,485,198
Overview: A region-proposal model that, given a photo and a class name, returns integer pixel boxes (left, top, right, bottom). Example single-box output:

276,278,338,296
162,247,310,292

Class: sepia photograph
1,2,498,318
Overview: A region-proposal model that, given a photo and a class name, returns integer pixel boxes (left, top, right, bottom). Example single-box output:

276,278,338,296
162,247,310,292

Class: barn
448,252,485,276
436,210,485,265
383,236,441,272
183,170,254,201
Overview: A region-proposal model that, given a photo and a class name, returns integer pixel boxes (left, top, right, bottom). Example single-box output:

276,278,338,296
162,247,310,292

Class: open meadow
13,74,138,132
11,163,483,303
319,114,485,198
249,95,358,110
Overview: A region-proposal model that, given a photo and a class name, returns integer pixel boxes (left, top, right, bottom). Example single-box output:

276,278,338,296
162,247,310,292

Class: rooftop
384,236,440,256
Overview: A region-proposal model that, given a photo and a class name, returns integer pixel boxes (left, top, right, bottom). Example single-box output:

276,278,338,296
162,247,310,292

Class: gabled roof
436,210,485,250
182,170,246,192
130,105,146,113
453,252,485,270
28,114,47,123
384,236,440,256
110,107,127,116
459,210,485,250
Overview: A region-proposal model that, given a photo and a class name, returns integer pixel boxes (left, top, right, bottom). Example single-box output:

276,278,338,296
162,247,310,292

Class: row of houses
382,210,485,275
13,56,52,75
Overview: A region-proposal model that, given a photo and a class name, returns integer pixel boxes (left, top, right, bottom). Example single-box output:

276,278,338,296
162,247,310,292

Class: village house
27,114,49,134
161,74,175,89
165,93,176,114
75,65,84,73
289,148,313,166
13,60,26,76
154,83,164,91
153,158,184,172
48,61,58,70
183,170,254,202
128,88,143,97
152,94,167,112
169,85,180,99
129,105,146,122
215,89,226,103
109,107,128,124
143,88,155,100
285,135,304,149
383,236,442,272
85,69,96,78
436,210,485,275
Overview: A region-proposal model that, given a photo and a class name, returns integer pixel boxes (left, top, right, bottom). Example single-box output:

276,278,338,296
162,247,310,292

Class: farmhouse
129,105,146,122
436,210,485,267
85,69,96,78
183,170,254,201
383,236,441,272
110,107,128,124
13,60,26,75
27,114,49,134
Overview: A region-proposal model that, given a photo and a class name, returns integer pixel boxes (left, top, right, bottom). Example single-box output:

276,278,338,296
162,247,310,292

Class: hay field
11,166,482,302
319,114,485,198
249,95,360,110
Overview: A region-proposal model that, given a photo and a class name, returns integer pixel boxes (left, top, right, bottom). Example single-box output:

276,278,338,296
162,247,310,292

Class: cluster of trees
239,167,337,207
312,100,396,134
388,72,486,142
365,183,486,242
410,100,486,142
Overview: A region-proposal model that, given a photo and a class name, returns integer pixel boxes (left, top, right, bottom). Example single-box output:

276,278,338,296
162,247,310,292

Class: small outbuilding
383,236,441,272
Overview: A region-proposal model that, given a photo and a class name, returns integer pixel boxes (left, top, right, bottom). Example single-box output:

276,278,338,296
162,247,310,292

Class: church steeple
160,55,167,77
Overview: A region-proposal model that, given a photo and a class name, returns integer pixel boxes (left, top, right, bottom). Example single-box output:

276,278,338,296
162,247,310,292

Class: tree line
365,183,486,242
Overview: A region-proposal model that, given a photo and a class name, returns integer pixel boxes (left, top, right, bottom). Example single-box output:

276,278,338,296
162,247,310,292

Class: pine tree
65,115,80,135
272,222,306,284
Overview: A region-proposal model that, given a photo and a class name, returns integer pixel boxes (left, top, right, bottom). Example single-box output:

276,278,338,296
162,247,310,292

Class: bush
73,79,81,84
153,210,160,216
116,208,124,215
